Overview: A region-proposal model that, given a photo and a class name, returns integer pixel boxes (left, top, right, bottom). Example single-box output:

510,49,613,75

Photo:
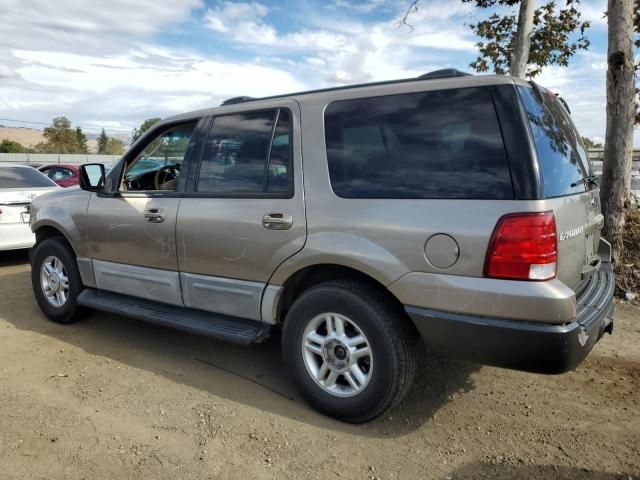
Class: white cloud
0,0,633,147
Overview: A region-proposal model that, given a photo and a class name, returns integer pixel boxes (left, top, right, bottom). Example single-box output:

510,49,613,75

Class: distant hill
0,126,129,153
0,127,44,148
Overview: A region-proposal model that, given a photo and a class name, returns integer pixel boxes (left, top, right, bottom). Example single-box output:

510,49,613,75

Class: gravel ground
0,249,638,480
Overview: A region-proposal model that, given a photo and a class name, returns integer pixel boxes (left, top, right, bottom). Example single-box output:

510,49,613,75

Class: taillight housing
485,212,557,281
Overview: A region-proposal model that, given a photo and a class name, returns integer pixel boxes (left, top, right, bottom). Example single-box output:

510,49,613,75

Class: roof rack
221,96,256,106
417,69,472,80
217,69,474,107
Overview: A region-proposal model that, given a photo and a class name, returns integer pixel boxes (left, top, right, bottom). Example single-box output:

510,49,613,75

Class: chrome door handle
262,213,293,230
144,208,165,223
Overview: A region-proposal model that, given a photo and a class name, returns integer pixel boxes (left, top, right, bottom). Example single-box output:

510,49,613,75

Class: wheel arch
273,263,408,325
34,224,78,257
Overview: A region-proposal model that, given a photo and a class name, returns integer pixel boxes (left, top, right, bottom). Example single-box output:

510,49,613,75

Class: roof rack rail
221,96,256,106
417,69,472,80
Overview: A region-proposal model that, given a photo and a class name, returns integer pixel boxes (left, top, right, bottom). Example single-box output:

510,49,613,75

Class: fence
1,151,639,191
0,153,121,165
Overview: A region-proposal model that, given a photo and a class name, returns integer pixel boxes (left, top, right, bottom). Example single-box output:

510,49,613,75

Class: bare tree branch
397,0,421,31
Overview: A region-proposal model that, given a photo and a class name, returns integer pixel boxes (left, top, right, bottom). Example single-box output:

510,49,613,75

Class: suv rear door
176,100,306,321
517,84,603,290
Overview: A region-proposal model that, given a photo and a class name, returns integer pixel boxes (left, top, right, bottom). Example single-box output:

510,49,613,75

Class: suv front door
86,119,204,306
177,102,306,321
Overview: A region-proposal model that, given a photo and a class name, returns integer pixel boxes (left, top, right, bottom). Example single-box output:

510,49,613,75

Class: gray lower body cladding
406,263,614,374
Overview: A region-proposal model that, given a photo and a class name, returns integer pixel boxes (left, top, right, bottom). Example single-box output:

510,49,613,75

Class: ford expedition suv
29,70,614,423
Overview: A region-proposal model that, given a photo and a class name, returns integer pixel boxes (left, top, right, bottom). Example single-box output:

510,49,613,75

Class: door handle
262,213,293,230
143,208,165,223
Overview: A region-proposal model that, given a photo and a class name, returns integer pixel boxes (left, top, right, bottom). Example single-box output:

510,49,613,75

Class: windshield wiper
571,175,598,188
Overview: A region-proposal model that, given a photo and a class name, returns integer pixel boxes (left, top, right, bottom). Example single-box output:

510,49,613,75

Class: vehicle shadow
449,462,638,480
0,268,479,437
0,249,30,267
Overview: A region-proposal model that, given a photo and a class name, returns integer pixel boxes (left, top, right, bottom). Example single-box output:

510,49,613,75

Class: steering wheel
154,164,180,190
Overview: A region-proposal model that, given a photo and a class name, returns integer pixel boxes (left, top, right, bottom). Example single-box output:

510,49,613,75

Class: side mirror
79,163,106,192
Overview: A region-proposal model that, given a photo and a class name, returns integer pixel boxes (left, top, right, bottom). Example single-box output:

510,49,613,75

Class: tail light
485,212,557,281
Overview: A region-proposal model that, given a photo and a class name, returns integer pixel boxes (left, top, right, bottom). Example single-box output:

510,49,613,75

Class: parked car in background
0,163,59,251
38,164,80,187
29,71,614,422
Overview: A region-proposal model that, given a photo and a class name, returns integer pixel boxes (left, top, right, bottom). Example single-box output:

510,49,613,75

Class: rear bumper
0,223,35,251
406,263,615,374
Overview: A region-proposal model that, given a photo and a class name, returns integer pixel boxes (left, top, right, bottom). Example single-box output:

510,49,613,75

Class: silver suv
29,70,614,422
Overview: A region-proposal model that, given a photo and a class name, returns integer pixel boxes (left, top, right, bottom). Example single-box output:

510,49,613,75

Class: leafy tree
0,139,27,153
104,138,125,155
97,128,109,154
399,0,590,78
42,116,80,153
75,127,88,154
581,136,603,149
132,118,161,143
462,0,591,78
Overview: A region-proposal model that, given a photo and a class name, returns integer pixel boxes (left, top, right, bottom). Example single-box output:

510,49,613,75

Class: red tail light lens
485,212,557,281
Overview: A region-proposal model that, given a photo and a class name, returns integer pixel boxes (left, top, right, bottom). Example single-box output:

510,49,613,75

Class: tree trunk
600,0,636,263
510,0,536,78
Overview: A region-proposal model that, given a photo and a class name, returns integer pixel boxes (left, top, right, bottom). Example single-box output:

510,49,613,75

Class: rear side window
197,109,292,195
324,87,513,199
0,166,57,188
517,85,590,198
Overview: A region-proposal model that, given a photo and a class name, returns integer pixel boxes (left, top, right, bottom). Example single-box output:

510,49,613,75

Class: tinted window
324,87,512,199
267,110,292,194
518,85,590,198
0,166,57,188
197,109,292,195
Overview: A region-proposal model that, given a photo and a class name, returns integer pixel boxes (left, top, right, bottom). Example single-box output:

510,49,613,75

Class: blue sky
0,0,636,145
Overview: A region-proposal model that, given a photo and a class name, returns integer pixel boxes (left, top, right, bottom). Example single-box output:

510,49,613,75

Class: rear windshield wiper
571,175,598,188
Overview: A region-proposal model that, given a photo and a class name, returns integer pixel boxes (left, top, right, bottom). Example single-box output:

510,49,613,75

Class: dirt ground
0,250,638,480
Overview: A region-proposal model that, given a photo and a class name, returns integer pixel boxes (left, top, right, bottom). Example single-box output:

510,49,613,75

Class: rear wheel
31,237,91,324
282,280,416,423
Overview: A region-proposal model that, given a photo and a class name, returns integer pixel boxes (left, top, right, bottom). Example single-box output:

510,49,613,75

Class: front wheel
31,237,91,324
282,280,417,423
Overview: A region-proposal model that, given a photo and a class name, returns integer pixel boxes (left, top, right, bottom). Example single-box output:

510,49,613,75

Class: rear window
0,166,57,188
517,85,590,198
324,87,513,199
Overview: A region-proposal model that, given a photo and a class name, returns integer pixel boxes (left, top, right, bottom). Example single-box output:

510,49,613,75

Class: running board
77,289,270,345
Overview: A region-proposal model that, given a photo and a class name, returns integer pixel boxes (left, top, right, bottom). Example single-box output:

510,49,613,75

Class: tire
282,280,417,423
31,237,91,324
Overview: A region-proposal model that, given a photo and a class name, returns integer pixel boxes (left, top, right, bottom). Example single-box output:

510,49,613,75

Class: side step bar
77,289,271,345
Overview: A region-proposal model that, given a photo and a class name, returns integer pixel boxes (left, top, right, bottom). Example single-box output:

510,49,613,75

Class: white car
0,163,60,251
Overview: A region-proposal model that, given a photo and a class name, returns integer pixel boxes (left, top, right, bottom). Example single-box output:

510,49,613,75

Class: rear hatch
517,84,602,291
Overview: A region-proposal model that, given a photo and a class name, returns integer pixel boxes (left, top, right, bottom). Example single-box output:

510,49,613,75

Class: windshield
0,166,57,188
518,84,592,198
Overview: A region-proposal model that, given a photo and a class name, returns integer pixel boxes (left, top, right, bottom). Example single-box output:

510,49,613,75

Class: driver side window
122,122,197,192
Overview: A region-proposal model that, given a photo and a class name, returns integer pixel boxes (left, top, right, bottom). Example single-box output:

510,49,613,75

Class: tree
634,0,639,125
400,1,590,78
510,0,536,78
581,137,603,149
0,139,27,153
464,0,591,78
42,116,80,153
132,118,161,143
599,0,636,262
97,128,109,154
75,127,88,154
104,138,125,155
